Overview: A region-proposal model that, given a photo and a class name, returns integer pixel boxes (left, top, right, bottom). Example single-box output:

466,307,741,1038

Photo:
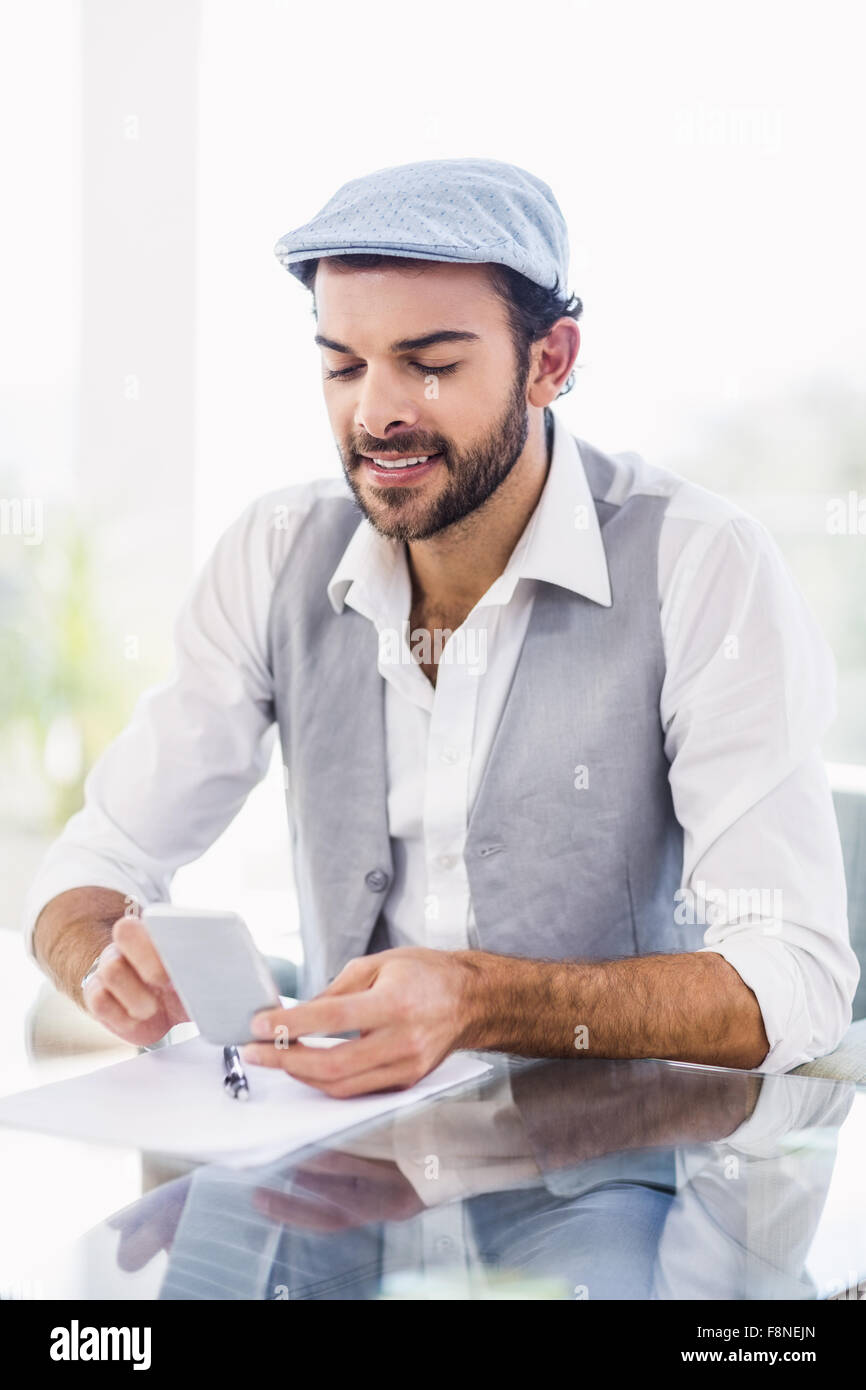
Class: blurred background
1,0,865,966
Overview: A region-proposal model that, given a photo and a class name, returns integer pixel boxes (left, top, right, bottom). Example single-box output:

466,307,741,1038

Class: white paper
0,1036,492,1168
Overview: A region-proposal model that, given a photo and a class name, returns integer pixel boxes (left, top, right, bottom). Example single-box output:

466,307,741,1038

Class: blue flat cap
274,156,570,295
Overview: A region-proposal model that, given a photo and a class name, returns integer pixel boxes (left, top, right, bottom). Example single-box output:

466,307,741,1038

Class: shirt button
364,869,390,892
436,854,457,871
440,746,461,765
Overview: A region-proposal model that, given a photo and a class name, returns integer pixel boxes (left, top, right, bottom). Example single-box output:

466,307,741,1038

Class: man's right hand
83,915,189,1047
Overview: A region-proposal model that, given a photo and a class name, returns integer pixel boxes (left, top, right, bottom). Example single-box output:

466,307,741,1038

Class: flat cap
274,156,570,295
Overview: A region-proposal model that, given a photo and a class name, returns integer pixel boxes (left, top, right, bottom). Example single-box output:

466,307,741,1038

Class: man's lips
358,452,444,486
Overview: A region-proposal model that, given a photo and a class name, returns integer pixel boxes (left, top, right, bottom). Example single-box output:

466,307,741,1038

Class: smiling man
26,158,857,1095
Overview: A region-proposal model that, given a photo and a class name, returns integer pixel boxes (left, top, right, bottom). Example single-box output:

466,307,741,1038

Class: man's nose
354,366,422,442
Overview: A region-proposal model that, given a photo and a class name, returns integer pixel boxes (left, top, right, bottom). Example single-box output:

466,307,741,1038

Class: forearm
510,1062,763,1175
32,887,130,1007
461,949,770,1070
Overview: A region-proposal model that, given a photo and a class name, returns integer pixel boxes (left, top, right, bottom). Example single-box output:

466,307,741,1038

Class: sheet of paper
0,1036,493,1168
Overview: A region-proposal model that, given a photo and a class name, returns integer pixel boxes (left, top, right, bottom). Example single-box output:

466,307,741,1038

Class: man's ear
527,319,580,407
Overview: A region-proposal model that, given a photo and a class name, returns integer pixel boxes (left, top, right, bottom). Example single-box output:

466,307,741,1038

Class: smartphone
142,904,281,1045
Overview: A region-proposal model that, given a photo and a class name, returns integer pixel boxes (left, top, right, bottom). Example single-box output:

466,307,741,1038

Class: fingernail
251,1014,272,1038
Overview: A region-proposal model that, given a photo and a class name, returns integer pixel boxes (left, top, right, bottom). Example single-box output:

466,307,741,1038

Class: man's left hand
241,947,485,1097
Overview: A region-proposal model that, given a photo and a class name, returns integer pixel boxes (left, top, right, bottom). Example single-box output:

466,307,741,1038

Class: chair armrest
789,1019,866,1082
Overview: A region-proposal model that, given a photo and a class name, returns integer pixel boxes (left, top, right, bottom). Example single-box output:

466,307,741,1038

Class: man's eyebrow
313,329,481,355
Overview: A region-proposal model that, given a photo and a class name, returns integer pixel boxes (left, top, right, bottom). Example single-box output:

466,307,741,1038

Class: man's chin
350,475,437,539
360,501,434,543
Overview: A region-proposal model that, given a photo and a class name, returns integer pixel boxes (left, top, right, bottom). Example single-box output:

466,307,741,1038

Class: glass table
1,1050,865,1302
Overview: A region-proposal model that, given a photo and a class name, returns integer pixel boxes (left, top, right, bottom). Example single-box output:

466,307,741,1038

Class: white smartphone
142,904,281,1045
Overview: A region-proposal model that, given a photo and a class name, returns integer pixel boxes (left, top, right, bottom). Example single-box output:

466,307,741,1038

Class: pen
223,1044,250,1101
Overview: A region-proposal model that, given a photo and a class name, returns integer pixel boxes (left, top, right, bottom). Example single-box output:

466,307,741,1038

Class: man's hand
108,1176,192,1272
83,915,189,1047
241,943,769,1085
254,1151,425,1231
241,947,484,1098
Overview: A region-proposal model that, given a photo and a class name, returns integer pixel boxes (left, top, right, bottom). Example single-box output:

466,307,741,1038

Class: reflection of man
26,158,857,1091
103,1061,852,1301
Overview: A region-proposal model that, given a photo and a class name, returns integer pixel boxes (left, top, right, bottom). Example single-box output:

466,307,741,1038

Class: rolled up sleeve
660,508,859,1073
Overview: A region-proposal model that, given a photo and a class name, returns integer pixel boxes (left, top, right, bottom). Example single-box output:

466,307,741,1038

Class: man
26,158,858,1097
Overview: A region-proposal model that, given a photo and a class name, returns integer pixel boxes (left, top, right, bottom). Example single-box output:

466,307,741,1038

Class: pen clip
223,1044,250,1100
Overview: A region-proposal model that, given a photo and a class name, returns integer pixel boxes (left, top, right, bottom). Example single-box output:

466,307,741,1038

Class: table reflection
77,1057,861,1301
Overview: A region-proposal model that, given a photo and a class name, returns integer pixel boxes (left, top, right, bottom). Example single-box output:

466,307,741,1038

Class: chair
265,955,299,999
790,787,866,1082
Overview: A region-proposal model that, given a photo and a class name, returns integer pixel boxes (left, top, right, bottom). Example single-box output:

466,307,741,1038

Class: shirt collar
327,499,406,620
327,411,612,616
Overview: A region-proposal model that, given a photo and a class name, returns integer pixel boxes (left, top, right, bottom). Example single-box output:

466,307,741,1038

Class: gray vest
267,436,703,998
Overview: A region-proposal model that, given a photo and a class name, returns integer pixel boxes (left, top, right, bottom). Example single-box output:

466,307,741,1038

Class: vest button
364,868,390,892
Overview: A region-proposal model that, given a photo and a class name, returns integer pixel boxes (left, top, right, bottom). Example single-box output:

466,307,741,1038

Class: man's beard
339,363,531,542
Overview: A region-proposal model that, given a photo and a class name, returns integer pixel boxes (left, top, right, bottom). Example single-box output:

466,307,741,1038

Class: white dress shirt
23,413,859,1072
